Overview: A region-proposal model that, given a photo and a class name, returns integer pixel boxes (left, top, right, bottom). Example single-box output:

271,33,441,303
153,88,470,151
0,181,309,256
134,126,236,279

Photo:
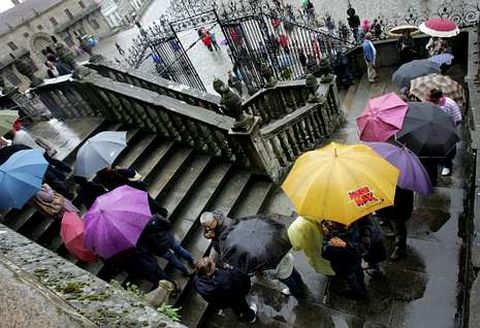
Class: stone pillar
229,117,282,182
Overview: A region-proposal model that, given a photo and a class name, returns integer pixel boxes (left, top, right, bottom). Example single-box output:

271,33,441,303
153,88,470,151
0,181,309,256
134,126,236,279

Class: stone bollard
144,280,176,307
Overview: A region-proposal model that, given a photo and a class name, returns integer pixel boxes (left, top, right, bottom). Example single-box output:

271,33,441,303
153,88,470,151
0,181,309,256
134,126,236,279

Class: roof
0,0,65,36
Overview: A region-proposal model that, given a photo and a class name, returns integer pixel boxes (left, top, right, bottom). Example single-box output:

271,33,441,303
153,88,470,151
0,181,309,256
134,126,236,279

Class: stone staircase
0,118,278,327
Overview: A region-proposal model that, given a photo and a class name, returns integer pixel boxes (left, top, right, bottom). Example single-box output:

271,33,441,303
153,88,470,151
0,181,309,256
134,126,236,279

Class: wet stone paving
202,68,465,328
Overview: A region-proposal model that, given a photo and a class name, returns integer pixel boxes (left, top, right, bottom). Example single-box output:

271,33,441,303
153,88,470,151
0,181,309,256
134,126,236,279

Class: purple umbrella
367,142,433,195
84,185,152,259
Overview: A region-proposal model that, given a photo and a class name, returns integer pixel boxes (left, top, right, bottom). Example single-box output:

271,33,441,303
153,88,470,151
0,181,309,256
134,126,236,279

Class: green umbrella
0,110,18,135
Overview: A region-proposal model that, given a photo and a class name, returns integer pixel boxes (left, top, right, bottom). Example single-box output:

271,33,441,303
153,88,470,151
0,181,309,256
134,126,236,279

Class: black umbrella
220,215,292,274
392,59,441,89
396,102,459,157
0,144,31,165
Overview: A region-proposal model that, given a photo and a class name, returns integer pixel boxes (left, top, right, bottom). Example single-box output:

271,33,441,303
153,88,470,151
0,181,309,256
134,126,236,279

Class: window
90,19,100,30
37,24,43,30
65,9,74,20
49,17,58,26
23,32,29,38
5,70,22,86
7,41,17,51
78,1,85,8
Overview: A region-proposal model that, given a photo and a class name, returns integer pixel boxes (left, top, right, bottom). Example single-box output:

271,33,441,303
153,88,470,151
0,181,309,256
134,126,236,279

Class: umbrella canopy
84,185,152,259
419,18,460,38
388,25,419,36
0,144,30,165
396,102,459,157
61,212,97,262
392,59,441,89
0,149,48,210
74,131,127,178
282,142,400,226
367,142,433,194
220,215,291,274
428,53,454,66
356,92,408,141
409,73,465,105
0,110,18,136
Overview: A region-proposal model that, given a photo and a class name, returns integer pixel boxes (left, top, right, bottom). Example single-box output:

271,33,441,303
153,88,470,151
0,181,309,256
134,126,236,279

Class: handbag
33,191,65,219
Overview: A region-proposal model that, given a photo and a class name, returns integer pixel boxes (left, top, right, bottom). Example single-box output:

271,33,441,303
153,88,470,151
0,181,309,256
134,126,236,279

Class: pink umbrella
61,212,97,263
419,18,460,38
356,92,408,142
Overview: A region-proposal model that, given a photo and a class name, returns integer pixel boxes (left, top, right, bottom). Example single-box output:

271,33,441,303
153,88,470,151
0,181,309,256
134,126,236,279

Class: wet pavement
203,67,466,328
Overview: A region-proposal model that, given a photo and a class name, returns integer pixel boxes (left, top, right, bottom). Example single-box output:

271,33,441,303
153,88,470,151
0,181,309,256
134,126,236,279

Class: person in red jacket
202,32,213,52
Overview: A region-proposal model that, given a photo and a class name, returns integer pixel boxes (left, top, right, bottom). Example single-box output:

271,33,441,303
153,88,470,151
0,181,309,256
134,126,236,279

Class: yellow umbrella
282,142,400,226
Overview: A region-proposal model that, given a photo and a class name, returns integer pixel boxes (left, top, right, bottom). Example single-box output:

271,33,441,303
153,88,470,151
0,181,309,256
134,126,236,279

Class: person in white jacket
267,252,305,297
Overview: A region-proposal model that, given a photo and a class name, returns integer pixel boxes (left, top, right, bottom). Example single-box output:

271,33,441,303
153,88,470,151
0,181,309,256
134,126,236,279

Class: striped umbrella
409,73,465,105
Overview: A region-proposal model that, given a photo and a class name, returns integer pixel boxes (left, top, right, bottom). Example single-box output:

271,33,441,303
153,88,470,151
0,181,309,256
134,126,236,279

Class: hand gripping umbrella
367,142,433,195
0,149,48,210
74,131,127,178
220,215,292,274
84,185,152,259
356,92,409,142
396,102,459,157
392,59,441,89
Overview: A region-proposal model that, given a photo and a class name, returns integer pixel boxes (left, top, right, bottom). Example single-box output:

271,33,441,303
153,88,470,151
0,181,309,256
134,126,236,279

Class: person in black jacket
321,220,366,299
138,214,195,276
377,186,414,261
194,257,257,323
347,7,361,41
73,176,108,209
357,215,387,277
199,210,232,260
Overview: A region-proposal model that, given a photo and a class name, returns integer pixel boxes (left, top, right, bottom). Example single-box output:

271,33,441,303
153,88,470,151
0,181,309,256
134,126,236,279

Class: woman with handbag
31,183,79,220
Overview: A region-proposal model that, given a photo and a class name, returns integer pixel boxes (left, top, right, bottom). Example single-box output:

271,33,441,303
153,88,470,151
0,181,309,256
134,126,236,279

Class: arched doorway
30,32,55,58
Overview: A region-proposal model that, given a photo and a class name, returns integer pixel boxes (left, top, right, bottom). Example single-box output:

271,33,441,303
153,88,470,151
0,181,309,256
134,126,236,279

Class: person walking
138,214,195,277
377,186,414,261
202,32,213,52
362,32,377,83
426,37,443,57
194,257,257,323
357,215,386,277
266,252,305,298
396,31,415,63
209,31,220,51
228,71,243,96
73,176,108,209
31,183,79,220
321,220,366,299
347,7,361,41
200,210,232,260
115,43,125,56
428,89,462,176
46,54,72,76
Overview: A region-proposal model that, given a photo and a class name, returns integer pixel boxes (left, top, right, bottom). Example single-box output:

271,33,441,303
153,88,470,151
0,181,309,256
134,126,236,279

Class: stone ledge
0,224,187,328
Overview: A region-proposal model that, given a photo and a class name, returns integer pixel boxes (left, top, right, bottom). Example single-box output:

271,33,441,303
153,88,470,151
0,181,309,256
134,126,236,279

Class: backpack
33,192,65,219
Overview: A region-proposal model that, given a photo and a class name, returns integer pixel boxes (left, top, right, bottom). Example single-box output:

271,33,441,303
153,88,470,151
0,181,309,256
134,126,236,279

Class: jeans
279,268,304,297
161,240,194,275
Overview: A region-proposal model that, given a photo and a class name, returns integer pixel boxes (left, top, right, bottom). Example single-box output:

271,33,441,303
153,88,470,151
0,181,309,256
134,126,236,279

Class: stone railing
260,81,343,168
242,80,311,126
85,57,223,113
32,69,342,181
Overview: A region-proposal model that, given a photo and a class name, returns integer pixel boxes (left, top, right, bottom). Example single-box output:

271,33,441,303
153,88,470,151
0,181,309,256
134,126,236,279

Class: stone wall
0,223,187,328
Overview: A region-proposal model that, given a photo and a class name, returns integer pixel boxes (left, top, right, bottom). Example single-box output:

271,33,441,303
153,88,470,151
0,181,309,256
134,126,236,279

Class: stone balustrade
32,68,342,181
86,57,223,113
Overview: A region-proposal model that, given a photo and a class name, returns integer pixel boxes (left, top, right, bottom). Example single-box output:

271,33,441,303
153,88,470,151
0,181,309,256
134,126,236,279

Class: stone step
148,148,194,200
175,171,264,327
136,141,175,181
158,154,212,217
115,133,156,169
229,177,275,218
6,207,38,231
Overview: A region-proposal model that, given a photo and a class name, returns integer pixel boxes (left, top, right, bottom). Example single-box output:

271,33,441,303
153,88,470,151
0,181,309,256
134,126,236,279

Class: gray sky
0,0,14,14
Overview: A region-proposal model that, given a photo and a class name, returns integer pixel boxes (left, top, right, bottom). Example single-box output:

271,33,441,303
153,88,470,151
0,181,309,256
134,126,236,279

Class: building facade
101,0,152,28
0,0,113,89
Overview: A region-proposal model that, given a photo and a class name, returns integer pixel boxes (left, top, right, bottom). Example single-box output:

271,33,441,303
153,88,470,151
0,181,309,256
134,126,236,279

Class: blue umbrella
0,149,48,210
74,131,127,178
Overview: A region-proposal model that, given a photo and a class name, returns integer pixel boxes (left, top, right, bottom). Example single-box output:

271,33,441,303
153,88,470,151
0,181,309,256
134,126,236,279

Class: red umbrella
419,18,460,38
61,212,97,263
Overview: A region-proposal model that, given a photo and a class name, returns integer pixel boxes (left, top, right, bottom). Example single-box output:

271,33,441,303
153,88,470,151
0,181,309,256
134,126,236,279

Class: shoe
281,287,292,296
249,303,258,323
441,167,451,176
390,247,407,261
